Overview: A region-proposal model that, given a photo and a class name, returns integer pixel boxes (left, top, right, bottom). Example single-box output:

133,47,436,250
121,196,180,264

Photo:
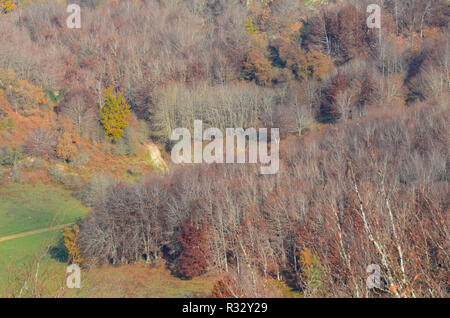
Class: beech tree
177,219,208,279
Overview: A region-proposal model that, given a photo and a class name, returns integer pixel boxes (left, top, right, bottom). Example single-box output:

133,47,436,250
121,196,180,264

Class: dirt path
0,223,73,243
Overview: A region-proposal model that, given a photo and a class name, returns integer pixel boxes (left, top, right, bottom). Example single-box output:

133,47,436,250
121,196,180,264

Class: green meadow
0,183,88,237
0,183,88,290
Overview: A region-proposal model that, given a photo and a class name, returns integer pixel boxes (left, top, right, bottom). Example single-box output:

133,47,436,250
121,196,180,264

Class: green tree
100,87,131,141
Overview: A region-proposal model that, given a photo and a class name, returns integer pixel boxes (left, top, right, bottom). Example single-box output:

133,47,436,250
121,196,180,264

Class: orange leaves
0,68,48,117
291,21,303,34
389,285,398,294
389,274,420,297
277,39,309,81
306,49,333,80
243,48,273,86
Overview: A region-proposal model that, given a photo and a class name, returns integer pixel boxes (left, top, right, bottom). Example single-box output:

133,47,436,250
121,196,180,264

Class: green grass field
0,183,88,237
0,182,88,292
0,230,67,288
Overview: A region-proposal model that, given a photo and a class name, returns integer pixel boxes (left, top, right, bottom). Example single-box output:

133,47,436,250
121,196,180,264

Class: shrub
69,152,90,169
126,165,141,176
0,145,22,166
48,164,82,187
56,131,78,162
22,157,45,170
48,164,66,184
0,118,14,135
299,248,327,297
112,131,138,157
63,225,83,266
211,275,239,298
11,161,21,183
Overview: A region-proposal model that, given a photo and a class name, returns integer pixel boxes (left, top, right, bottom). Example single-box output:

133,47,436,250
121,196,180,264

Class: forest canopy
0,0,448,298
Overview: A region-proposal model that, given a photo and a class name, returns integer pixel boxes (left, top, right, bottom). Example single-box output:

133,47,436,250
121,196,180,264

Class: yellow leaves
245,16,259,36
306,49,334,80
63,225,83,266
0,68,48,116
298,248,327,296
0,0,16,14
9,80,47,116
100,86,131,141
300,248,314,268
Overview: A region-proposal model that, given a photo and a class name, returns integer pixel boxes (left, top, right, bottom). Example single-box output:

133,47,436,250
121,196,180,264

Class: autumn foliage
63,225,83,266
0,0,448,298
100,87,131,141
177,219,208,279
0,0,15,14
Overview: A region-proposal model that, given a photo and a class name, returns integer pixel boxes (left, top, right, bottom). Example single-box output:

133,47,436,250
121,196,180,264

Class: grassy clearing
1,256,216,298
64,262,216,298
0,229,66,289
0,182,88,237
0,182,88,292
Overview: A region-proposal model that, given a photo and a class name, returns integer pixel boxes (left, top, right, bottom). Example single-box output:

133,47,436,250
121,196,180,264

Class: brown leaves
243,47,273,86
177,219,209,279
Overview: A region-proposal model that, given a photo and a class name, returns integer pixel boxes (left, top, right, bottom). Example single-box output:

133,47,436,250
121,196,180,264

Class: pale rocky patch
144,142,168,173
